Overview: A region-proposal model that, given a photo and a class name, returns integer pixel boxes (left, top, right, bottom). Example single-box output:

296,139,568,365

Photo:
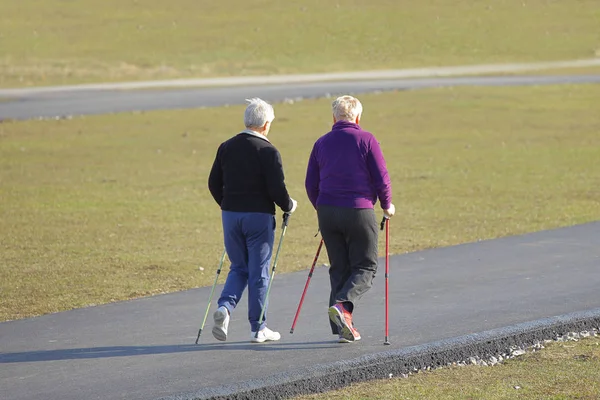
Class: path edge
2,58,599,97
163,308,600,400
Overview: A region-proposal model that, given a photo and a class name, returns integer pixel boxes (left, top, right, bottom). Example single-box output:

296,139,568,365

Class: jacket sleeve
208,145,224,206
305,143,320,209
366,137,392,210
261,146,294,212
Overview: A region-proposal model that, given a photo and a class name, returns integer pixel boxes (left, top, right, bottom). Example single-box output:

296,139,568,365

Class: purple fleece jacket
305,121,392,210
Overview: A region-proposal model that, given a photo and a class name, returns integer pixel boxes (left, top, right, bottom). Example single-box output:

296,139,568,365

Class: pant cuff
217,302,233,315
334,300,354,313
251,322,265,332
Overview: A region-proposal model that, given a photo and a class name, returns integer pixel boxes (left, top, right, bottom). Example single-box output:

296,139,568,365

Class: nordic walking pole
380,216,391,345
195,249,227,344
290,238,324,334
256,212,291,338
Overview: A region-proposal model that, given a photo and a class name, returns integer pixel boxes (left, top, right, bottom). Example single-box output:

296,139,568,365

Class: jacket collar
240,129,270,142
332,120,360,130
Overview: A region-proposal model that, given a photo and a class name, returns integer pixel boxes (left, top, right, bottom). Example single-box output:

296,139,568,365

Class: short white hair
244,98,275,128
332,95,363,122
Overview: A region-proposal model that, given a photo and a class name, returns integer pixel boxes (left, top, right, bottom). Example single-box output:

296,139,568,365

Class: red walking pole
290,238,324,334
381,216,391,345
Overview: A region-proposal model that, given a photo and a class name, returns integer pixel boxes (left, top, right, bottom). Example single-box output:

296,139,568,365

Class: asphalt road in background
1,75,600,120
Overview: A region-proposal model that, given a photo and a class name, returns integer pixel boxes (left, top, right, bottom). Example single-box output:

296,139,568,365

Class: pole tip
289,329,294,334
195,329,202,344
384,341,391,345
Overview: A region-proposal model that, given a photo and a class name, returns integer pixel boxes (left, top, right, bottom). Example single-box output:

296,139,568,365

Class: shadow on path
0,341,339,363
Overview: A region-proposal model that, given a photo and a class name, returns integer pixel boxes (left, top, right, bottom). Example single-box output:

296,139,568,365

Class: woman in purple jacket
305,95,395,343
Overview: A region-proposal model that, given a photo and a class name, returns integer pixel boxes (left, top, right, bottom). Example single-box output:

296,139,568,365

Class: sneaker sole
212,310,228,341
328,306,357,342
251,333,281,343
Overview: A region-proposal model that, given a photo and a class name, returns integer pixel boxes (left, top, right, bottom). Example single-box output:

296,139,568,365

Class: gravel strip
161,308,600,400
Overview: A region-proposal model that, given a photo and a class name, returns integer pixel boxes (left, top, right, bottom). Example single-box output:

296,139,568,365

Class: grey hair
332,95,363,122
244,98,275,128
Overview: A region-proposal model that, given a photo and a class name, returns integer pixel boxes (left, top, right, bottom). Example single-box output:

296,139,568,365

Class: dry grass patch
298,336,600,399
1,0,599,87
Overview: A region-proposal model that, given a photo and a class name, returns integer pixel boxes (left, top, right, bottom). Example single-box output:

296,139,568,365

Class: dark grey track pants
317,205,379,334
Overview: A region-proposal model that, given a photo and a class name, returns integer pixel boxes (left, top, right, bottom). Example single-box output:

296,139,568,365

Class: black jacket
208,132,293,215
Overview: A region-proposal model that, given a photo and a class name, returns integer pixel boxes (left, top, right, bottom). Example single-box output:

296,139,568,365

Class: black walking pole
255,212,291,338
195,249,226,344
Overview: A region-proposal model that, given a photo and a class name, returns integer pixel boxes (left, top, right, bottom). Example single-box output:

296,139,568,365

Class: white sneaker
212,306,229,341
250,327,281,343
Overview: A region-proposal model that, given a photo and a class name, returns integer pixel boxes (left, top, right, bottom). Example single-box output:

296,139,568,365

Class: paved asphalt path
1,222,599,400
2,75,600,120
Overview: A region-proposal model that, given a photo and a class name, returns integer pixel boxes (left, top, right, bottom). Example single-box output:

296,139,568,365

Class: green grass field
1,0,598,88
1,84,599,321
299,336,600,399
2,1,599,398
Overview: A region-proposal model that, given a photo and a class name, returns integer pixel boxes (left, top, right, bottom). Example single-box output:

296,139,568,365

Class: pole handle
283,212,291,227
380,215,389,231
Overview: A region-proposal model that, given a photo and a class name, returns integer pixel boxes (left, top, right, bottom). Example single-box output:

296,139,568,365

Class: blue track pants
218,211,275,332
